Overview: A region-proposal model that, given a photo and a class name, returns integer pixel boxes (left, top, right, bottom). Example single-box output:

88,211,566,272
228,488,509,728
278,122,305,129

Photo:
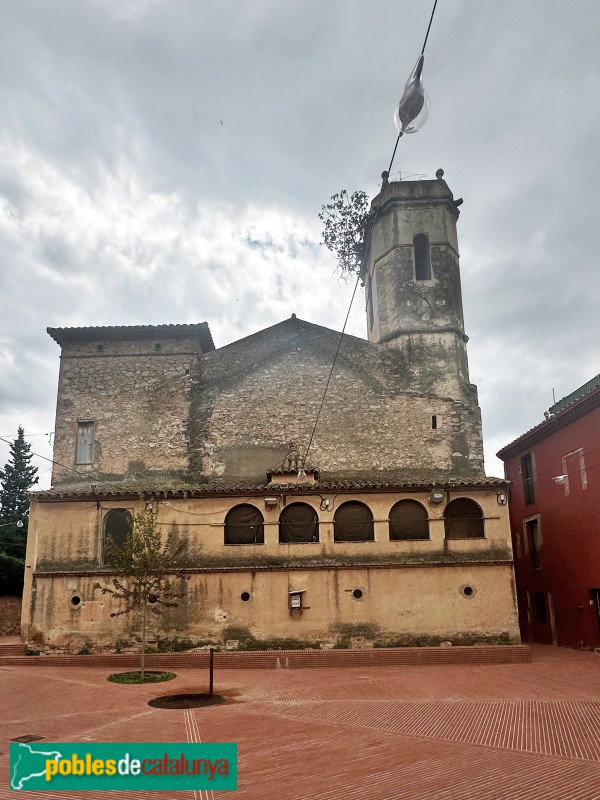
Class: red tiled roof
267,451,320,480
497,384,600,460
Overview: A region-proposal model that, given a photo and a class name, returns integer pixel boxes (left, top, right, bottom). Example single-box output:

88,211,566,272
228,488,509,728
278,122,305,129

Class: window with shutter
75,420,94,464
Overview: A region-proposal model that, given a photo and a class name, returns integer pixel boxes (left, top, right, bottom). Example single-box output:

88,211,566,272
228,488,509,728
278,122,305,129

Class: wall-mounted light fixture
496,490,508,505
429,488,445,504
264,497,279,509
552,474,568,485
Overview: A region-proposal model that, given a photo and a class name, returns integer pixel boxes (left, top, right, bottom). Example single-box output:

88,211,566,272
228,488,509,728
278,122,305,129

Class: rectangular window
525,517,542,570
75,420,94,464
521,453,535,504
514,528,522,559
534,592,547,624
561,448,587,496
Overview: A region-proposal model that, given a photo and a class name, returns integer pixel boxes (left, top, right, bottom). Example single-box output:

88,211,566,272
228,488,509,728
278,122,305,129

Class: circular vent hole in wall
240,592,251,602
70,595,81,607
352,589,363,600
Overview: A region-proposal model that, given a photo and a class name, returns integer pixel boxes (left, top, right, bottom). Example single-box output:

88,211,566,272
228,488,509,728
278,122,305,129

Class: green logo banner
10,742,237,791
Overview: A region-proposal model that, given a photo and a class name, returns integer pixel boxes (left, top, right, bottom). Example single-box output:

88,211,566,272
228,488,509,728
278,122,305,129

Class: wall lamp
429,488,445,504
264,497,280,509
496,490,508,505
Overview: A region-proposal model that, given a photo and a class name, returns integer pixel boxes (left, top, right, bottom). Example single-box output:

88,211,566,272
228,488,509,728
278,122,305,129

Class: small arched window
279,503,319,543
389,500,429,540
334,501,374,542
103,509,133,563
444,498,485,539
414,233,432,280
224,504,264,545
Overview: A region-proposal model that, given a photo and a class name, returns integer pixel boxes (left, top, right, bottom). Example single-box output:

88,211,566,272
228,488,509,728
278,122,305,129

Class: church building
22,173,520,650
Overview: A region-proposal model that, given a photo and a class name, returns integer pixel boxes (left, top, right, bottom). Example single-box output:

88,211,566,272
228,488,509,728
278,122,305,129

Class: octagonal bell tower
364,171,471,400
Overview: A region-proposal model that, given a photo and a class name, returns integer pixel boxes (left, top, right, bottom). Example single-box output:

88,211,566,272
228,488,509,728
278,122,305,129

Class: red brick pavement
1,645,599,799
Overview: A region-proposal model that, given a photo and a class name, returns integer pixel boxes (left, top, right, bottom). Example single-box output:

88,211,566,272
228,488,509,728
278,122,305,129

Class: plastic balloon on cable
394,54,429,134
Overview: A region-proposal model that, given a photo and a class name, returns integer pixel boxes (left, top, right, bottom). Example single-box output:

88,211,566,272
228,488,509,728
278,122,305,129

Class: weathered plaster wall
22,490,517,646
24,564,519,649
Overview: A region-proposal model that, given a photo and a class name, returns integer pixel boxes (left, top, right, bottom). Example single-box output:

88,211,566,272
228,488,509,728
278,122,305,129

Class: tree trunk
141,600,147,681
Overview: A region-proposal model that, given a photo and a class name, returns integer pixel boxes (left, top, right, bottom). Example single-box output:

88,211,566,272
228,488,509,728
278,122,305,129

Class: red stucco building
498,375,600,649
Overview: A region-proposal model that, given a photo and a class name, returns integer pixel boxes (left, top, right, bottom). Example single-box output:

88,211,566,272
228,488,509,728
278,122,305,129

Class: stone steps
0,644,531,669
0,643,25,656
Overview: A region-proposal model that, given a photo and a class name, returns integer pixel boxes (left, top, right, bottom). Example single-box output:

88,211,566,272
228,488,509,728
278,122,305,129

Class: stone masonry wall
52,336,201,485
49,316,484,488
190,318,484,479
0,596,22,636
366,179,473,401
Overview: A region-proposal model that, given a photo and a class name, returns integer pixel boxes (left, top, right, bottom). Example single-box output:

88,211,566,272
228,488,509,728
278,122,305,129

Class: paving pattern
1,645,599,799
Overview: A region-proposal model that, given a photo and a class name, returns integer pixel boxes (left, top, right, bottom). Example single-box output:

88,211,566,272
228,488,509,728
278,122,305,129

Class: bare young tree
95,509,189,680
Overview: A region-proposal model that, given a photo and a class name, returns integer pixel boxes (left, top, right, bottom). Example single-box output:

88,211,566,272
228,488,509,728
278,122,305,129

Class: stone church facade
22,174,519,650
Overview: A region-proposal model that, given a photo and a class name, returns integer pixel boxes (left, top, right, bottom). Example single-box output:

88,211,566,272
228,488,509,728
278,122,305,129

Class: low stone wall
0,644,531,669
0,596,22,636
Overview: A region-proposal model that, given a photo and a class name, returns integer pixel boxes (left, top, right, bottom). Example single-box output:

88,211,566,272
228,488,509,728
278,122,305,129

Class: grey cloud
1,0,600,484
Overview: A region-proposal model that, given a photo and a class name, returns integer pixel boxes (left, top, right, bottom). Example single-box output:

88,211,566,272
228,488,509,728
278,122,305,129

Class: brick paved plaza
1,645,600,799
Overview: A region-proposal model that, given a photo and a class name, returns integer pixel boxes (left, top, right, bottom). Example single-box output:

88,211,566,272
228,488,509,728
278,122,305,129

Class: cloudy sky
1,0,599,488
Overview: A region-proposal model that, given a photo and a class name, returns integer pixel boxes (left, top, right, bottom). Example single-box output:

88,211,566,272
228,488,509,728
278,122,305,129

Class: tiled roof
548,373,600,415
498,382,600,459
267,451,320,480
47,323,215,352
32,474,507,501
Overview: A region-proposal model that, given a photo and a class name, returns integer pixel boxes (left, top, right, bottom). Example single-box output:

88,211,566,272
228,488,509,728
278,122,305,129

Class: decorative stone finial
435,168,444,179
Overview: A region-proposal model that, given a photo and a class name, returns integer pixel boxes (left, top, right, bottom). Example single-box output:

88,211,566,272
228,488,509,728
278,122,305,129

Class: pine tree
0,426,38,559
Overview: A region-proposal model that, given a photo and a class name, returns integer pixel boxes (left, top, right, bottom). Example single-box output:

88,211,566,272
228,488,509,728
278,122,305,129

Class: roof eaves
47,323,215,352
32,475,507,502
497,384,600,460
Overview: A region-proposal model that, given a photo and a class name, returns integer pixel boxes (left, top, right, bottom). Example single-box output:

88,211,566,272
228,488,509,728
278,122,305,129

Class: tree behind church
0,427,38,594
